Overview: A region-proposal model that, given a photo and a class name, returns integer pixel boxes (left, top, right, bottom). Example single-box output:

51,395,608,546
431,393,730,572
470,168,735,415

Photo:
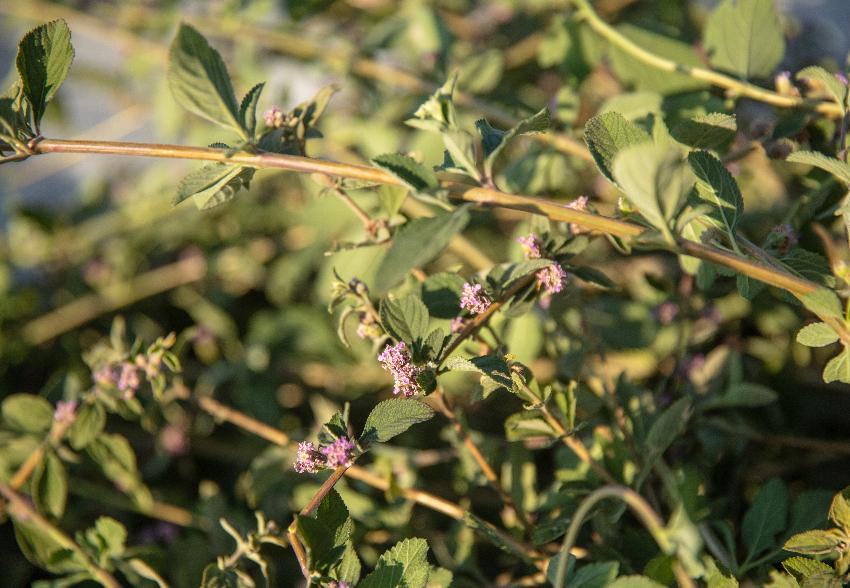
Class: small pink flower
118,362,141,398
295,441,324,474
565,195,590,234
53,400,77,424
517,234,542,259
159,424,188,456
321,436,356,468
94,365,118,387
460,283,492,315
536,264,567,295
378,342,423,397
264,106,284,128
836,73,848,86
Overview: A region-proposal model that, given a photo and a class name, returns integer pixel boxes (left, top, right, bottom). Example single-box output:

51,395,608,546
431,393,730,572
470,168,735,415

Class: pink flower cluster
93,349,168,400
378,342,423,397
460,283,492,315
565,195,589,234
264,106,285,128
53,400,78,424
517,232,568,296
294,436,357,474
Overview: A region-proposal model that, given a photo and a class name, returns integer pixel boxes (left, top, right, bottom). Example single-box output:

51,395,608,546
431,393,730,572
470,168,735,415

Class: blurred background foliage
1,0,850,586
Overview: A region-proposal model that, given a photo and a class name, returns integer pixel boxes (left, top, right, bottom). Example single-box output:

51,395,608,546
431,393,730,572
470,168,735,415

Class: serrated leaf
787,151,850,186
380,296,430,346
823,348,850,384
689,150,743,243
479,108,550,178
796,66,847,105
797,322,840,347
828,486,850,529
16,20,74,127
782,556,836,580
704,0,785,79
2,394,53,434
335,542,362,585
375,206,470,293
612,144,693,240
671,113,737,149
174,162,255,209
31,451,67,519
372,153,439,193
783,530,843,555
359,537,430,588
238,82,264,138
360,398,434,445
584,111,651,183
742,478,789,561
800,288,843,319
168,23,244,137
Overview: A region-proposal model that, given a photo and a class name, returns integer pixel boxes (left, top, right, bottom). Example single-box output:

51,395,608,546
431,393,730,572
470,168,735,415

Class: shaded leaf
688,150,743,241
671,113,737,149
380,295,429,346
174,162,255,209
742,478,789,560
31,451,67,519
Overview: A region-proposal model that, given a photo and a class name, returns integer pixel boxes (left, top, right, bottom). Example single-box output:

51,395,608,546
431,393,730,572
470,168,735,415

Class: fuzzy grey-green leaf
380,295,430,345
584,111,651,183
372,153,439,193
359,537,430,588
360,398,435,445
787,151,850,186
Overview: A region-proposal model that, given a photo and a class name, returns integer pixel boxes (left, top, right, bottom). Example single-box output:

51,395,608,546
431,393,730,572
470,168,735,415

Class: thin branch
569,0,843,118
0,481,122,588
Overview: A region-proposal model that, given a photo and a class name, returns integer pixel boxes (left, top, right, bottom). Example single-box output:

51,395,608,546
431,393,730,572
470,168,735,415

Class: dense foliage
2,0,850,586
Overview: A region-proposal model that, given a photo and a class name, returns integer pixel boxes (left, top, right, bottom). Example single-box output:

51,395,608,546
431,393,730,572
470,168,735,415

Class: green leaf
671,113,737,149
87,433,153,509
828,486,850,529
457,48,504,94
796,66,847,105
782,557,837,581
15,20,74,127
372,153,439,193
797,322,840,347
478,108,550,178
609,25,709,94
13,518,85,574
445,355,513,391
787,151,850,186
31,451,67,519
783,530,843,555
84,516,127,560
823,347,850,384
704,0,785,79
375,206,470,293
505,409,557,441
238,82,264,138
703,382,777,408
68,402,106,450
2,394,53,434
174,162,255,209
168,23,244,137
583,111,651,183
742,478,789,561
607,576,666,587
359,537,430,588
380,295,430,346
688,150,743,242
800,288,843,319
316,489,354,547
360,398,435,445
334,542,362,585
705,558,739,587
612,144,693,240
297,516,347,575
420,273,465,319
443,129,480,180
644,398,692,466
569,561,620,588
